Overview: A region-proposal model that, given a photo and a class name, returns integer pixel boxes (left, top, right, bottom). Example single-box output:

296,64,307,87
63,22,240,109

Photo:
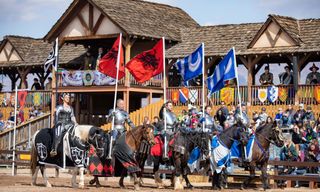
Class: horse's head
269,122,285,147
197,131,211,157
141,123,155,146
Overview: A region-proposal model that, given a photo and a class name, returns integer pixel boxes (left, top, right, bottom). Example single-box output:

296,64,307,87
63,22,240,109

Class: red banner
18,91,27,109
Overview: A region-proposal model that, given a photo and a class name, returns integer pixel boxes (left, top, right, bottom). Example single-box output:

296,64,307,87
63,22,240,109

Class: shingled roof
0,36,86,67
167,15,320,58
45,0,199,42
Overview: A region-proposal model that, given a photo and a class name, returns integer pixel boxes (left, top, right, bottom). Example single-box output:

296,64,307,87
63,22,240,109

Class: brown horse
89,123,155,190
241,122,285,190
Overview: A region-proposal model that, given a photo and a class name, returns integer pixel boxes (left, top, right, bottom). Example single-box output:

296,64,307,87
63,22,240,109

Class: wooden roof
45,0,199,42
167,15,320,58
0,36,86,67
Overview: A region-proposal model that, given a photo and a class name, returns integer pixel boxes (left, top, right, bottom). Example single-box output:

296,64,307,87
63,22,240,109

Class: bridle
255,126,284,147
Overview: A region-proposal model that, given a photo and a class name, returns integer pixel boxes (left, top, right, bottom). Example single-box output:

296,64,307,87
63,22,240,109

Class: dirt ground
0,168,317,192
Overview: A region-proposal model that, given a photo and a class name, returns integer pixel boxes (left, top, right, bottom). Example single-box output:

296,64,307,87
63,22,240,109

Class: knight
107,99,135,139
50,93,77,157
159,100,178,160
200,105,221,134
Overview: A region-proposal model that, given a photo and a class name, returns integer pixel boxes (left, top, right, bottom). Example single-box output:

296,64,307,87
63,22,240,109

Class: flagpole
233,47,243,120
201,43,205,132
162,37,168,158
54,38,59,126
107,33,122,159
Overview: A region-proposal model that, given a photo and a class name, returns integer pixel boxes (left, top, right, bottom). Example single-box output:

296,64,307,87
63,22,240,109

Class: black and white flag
44,38,58,72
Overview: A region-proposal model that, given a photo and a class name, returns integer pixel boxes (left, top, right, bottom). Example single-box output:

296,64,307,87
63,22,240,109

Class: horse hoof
79,184,85,189
119,184,125,189
96,183,101,188
72,184,78,188
46,183,52,188
186,184,194,189
89,179,96,185
134,184,140,191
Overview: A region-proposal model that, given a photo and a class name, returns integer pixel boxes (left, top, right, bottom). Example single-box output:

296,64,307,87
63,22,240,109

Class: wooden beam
271,29,282,47
92,14,104,35
207,57,219,70
265,30,275,47
77,14,89,33
254,63,264,75
239,56,249,69
299,53,312,71
3,48,9,61
89,4,93,34
63,34,118,42
8,47,14,61
124,36,136,87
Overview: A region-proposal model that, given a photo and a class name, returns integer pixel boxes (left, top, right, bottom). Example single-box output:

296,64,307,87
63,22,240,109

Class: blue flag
207,48,237,95
175,44,203,84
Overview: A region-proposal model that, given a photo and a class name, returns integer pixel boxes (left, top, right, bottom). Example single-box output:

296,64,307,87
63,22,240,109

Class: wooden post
17,67,31,89
8,73,19,91
147,91,153,105
123,90,129,112
124,37,136,87
51,68,57,127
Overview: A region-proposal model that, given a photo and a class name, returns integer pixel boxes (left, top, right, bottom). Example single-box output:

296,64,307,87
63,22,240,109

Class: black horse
136,128,211,190
241,122,285,190
210,121,247,190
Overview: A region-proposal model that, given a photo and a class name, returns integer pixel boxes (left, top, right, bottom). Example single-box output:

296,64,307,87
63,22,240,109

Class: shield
220,87,234,105
171,90,179,103
267,86,278,103
179,87,188,103
314,86,320,103
188,89,198,103
278,87,288,102
258,88,267,103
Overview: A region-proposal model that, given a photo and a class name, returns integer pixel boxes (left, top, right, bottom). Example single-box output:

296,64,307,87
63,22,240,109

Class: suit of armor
201,112,215,133
108,108,135,137
51,105,76,156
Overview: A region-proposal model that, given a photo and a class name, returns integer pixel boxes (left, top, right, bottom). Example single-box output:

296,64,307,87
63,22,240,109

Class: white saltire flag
44,38,58,72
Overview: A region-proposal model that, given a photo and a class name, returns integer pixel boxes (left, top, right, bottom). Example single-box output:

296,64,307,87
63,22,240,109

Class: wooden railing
167,84,319,106
0,90,51,108
0,113,51,150
57,70,162,88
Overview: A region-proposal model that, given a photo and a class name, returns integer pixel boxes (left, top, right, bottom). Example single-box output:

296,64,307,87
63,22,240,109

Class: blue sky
0,0,319,90
1,0,319,39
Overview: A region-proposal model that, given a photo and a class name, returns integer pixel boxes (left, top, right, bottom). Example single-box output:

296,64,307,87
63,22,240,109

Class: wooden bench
268,160,320,189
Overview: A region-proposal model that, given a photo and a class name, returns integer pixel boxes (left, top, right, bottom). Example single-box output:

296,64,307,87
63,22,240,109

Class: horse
240,122,285,190
30,125,105,188
210,122,247,190
136,128,211,190
88,123,155,190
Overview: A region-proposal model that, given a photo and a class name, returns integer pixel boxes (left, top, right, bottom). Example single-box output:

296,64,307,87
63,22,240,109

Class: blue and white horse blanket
231,135,255,162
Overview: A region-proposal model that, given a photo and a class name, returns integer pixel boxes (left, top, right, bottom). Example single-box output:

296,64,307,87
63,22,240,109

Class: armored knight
50,93,77,157
200,105,217,133
107,99,135,138
159,100,178,160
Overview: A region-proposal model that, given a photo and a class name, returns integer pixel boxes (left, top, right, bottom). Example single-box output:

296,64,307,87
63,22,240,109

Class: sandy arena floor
0,168,317,192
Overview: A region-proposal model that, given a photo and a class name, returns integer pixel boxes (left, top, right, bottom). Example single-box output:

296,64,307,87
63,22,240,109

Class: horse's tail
30,131,39,175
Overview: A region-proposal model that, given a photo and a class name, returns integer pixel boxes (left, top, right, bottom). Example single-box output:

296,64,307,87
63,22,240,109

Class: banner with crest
188,89,198,104
258,88,267,103
267,86,278,103
220,87,234,105
278,87,288,102
314,86,320,103
171,90,179,103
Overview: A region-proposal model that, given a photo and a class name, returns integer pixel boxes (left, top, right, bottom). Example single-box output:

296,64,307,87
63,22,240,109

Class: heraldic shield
258,88,267,103
314,86,320,103
267,86,279,103
171,90,179,103
220,87,234,105
189,89,198,103
278,87,288,102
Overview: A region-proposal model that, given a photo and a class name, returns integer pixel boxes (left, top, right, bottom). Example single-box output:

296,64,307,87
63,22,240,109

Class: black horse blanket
34,128,88,168
113,134,141,175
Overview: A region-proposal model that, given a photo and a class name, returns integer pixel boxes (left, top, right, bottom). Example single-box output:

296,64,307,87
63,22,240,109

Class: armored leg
50,125,62,157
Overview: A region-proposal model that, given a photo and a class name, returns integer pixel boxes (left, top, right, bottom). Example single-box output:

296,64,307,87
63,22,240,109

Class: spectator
259,66,273,85
83,48,95,70
280,112,290,129
286,104,296,125
291,125,303,152
305,63,320,84
259,107,268,123
218,101,229,119
226,110,235,127
0,112,6,132
280,138,298,161
95,47,104,70
304,106,315,121
215,109,226,127
143,116,150,125
18,108,24,124
31,78,42,90
305,143,319,173
45,77,52,90
266,116,273,124
305,126,317,143
279,65,293,85
8,111,15,122
294,103,306,123
275,108,283,124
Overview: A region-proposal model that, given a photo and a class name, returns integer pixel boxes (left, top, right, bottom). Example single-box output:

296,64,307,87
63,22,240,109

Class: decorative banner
314,86,320,103
258,88,267,103
220,87,234,105
18,91,28,109
189,89,198,103
267,86,279,103
62,70,116,86
93,71,116,86
179,87,189,103
33,92,42,106
278,87,288,102
171,90,179,103
10,93,15,106
83,70,94,86
0,94,4,105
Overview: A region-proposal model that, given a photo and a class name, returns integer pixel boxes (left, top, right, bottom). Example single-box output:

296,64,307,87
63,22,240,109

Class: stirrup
50,150,57,157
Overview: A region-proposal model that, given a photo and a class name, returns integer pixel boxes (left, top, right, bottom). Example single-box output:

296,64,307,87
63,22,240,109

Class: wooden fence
0,113,51,150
